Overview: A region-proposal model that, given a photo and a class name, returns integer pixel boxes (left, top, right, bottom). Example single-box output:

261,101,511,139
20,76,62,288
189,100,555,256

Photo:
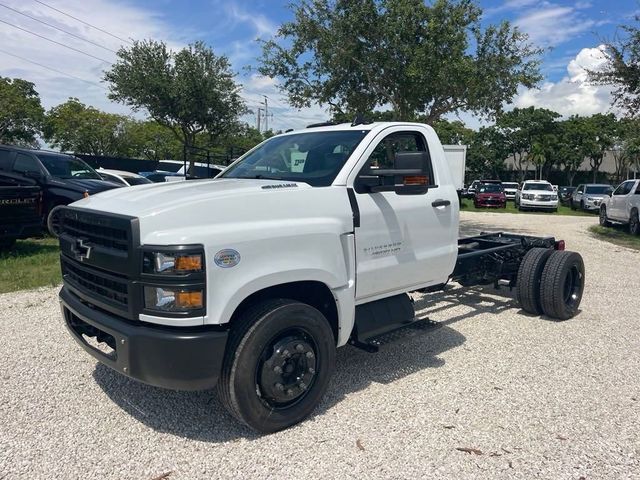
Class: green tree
43,98,132,156
584,113,617,183
0,77,44,146
556,116,594,186
587,16,640,117
494,107,560,182
125,120,183,160
259,0,541,122
431,119,475,145
467,126,507,179
104,40,247,169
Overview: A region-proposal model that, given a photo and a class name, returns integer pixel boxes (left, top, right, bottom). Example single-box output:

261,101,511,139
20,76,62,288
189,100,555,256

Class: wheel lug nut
295,344,304,352
273,366,282,374
299,382,307,390
275,383,284,391
286,389,294,396
282,349,290,358
308,367,315,374
306,351,314,358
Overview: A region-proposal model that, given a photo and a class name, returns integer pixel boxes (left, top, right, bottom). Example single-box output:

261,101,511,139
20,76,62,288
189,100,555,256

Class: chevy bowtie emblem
73,238,92,262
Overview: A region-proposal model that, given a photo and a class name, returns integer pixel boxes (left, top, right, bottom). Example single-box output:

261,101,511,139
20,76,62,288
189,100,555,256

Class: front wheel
47,206,65,237
599,206,611,227
539,251,585,320
630,209,640,235
217,299,336,433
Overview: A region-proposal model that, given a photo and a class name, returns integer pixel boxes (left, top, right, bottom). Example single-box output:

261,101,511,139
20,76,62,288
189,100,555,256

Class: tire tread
516,247,554,315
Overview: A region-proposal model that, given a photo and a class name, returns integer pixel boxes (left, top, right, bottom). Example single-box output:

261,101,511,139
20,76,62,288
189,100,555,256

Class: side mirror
608,191,613,197
367,152,436,195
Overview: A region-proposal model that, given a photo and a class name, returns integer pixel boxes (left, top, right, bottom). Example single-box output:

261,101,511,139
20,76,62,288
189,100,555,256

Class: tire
580,200,585,211
217,299,336,433
539,251,585,321
47,205,65,237
516,248,554,315
629,209,640,236
599,206,611,227
518,205,525,211
570,199,576,210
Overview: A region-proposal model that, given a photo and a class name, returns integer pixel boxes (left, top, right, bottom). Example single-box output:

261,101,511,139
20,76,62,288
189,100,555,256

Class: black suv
0,145,121,229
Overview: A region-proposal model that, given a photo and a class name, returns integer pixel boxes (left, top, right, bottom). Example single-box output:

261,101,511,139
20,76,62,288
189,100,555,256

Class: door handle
432,199,451,208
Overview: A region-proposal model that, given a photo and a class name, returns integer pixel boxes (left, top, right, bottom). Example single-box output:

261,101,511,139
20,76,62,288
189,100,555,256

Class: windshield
127,176,152,186
479,184,503,193
585,185,613,194
157,161,183,173
502,182,518,188
523,183,553,191
37,154,102,180
221,130,368,186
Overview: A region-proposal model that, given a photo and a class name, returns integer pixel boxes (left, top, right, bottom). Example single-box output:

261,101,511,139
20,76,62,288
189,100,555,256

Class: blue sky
0,0,637,131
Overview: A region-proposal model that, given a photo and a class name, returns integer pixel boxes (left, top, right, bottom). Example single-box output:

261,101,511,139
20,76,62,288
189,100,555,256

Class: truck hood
72,178,310,216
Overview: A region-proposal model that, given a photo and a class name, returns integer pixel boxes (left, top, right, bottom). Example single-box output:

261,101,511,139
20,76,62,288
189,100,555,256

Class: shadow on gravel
93,284,530,442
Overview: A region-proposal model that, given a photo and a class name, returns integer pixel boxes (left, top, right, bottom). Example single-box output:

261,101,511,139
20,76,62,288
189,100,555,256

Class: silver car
571,184,613,211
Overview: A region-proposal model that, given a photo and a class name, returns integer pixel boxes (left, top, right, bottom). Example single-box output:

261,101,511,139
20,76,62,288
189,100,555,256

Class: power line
0,18,112,64
32,0,133,46
0,48,108,90
0,2,118,54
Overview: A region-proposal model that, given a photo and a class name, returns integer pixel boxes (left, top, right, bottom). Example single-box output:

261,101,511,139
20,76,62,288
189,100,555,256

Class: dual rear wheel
516,248,585,320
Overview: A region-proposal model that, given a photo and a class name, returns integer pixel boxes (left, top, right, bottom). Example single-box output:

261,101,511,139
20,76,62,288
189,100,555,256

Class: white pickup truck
57,121,585,433
599,179,640,234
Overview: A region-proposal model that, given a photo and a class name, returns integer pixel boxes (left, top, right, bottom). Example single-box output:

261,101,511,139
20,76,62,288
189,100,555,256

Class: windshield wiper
242,174,283,180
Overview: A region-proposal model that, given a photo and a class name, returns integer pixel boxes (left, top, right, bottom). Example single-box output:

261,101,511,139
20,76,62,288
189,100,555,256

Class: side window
613,183,626,195
623,181,634,195
576,185,583,193
13,153,42,174
365,132,426,171
0,149,13,171
635,182,640,195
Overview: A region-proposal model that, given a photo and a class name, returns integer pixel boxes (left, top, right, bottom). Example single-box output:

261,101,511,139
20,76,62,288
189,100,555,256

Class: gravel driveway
1,212,639,480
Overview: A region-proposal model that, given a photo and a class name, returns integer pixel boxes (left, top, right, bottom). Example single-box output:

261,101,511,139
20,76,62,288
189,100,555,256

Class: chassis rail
452,232,561,287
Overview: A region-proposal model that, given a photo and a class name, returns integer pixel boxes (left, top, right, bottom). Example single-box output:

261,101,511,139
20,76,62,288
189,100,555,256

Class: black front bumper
60,286,228,391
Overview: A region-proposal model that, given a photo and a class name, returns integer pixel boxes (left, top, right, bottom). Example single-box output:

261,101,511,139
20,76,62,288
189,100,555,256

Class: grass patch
460,198,593,217
0,237,61,294
588,225,640,251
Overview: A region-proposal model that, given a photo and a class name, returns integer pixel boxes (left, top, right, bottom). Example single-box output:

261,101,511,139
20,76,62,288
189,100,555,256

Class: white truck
57,121,585,433
599,179,640,235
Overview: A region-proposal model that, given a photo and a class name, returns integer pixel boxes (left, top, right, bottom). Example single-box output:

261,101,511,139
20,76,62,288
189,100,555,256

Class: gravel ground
1,211,639,480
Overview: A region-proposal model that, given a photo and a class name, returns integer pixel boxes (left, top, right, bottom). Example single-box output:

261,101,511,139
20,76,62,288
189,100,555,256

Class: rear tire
580,200,585,211
599,206,611,227
516,248,554,315
570,199,576,210
217,299,336,433
539,251,585,320
630,209,640,235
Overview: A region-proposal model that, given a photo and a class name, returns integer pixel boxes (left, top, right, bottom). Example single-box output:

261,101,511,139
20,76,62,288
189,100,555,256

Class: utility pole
263,96,269,132
257,107,264,132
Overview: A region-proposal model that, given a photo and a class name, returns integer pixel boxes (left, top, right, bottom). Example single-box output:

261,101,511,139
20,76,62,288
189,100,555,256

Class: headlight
522,193,533,200
586,197,594,202
551,195,558,200
144,286,204,312
143,250,204,274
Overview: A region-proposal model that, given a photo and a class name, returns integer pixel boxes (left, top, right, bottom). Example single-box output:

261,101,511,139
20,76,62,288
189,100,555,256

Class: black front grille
61,214,128,251
62,256,129,308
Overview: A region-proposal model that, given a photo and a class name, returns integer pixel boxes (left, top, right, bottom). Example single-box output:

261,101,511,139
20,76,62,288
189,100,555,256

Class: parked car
501,182,519,200
599,179,640,235
474,182,506,208
515,180,558,212
465,179,501,198
98,168,153,187
0,171,42,249
558,186,576,205
0,145,121,231
139,171,187,183
570,184,613,212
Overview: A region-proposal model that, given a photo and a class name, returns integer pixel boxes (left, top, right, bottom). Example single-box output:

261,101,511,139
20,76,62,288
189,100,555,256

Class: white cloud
514,4,596,47
225,2,277,39
513,45,616,117
0,0,181,116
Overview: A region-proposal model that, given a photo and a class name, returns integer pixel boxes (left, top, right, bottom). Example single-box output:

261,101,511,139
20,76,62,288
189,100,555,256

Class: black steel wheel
599,206,611,227
516,247,554,315
630,209,640,235
539,251,585,320
217,299,336,433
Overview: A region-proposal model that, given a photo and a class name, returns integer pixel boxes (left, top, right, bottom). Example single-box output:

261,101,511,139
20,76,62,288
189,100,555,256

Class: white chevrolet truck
57,121,585,433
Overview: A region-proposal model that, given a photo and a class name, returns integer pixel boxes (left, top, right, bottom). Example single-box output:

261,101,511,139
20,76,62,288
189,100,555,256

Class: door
573,185,584,205
610,181,634,220
350,128,458,302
